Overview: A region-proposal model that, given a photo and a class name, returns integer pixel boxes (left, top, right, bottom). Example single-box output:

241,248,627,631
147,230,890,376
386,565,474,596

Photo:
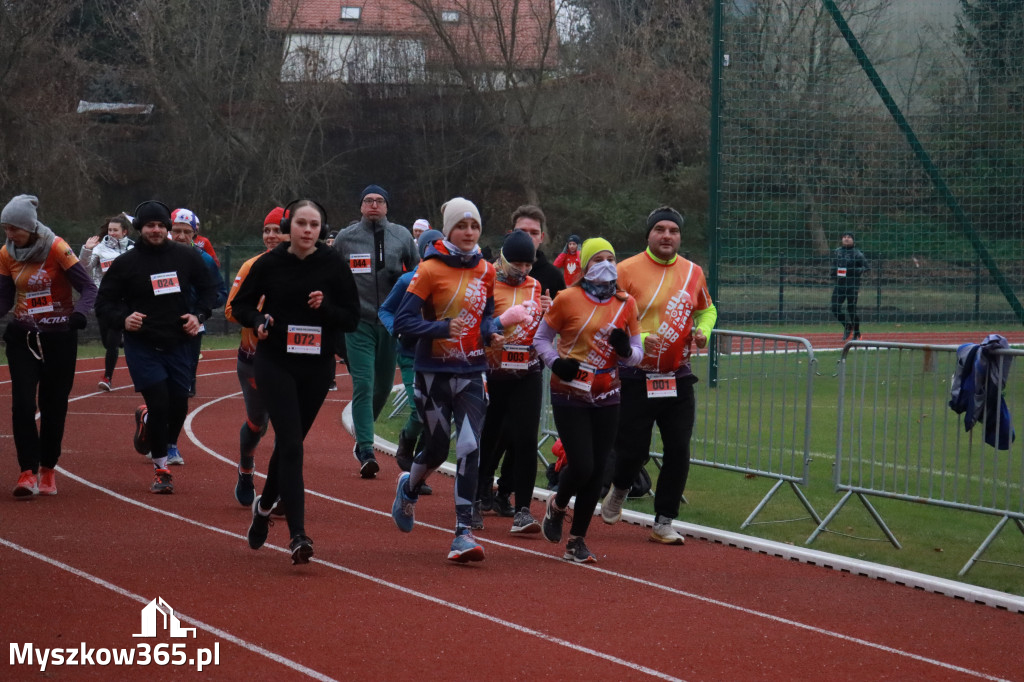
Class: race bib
567,361,596,392
646,373,677,398
349,253,371,274
500,344,530,370
837,267,847,277
26,289,53,315
151,271,181,295
286,324,322,355
100,258,115,272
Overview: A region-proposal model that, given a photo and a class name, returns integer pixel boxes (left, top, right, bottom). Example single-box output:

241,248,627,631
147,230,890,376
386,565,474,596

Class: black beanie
360,184,389,205
567,234,581,246
646,206,685,236
132,200,172,230
841,231,855,240
501,229,536,263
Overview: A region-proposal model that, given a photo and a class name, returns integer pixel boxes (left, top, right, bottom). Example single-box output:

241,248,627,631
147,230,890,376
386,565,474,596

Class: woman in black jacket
230,200,360,565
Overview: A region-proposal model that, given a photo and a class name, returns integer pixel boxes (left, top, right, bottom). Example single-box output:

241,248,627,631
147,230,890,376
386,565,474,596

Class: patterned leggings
410,371,486,529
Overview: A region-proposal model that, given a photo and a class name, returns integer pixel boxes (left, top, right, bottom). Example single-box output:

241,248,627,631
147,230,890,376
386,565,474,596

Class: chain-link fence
710,0,1024,326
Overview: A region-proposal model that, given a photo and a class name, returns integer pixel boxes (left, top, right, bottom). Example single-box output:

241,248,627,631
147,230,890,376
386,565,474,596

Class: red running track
1,349,1021,681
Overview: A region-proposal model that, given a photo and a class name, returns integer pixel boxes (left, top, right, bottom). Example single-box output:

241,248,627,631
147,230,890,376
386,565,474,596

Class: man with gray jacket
334,184,418,477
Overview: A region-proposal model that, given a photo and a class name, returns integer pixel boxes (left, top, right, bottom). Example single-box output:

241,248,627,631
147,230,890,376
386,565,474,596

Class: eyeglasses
362,198,386,206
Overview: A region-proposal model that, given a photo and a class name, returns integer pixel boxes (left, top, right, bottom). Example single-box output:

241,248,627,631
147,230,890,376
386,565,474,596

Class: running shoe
166,444,184,466
328,380,337,392
247,495,274,549
563,536,597,563
289,534,314,564
234,469,255,506
510,507,541,534
542,495,567,544
492,491,515,517
37,467,57,496
12,470,38,499
601,484,628,525
391,472,417,533
353,445,379,479
133,405,149,455
150,468,174,494
649,516,685,545
97,376,112,392
447,528,485,563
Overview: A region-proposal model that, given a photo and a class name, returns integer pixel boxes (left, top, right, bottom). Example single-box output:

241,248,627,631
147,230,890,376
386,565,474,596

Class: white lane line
0,537,337,682
38,469,684,682
183,393,1013,682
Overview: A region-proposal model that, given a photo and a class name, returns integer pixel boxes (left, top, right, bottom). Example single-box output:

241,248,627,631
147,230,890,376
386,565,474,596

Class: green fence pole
707,0,724,387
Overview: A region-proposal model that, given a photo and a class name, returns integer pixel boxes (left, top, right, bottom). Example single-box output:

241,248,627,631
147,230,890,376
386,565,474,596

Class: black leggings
4,326,78,472
478,372,542,510
551,403,619,538
831,286,860,332
255,352,332,539
98,315,122,380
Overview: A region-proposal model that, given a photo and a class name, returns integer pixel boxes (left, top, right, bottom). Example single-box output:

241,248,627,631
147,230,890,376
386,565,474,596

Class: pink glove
498,304,531,327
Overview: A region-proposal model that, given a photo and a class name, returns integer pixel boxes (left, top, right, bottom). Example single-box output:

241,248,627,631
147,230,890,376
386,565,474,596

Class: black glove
69,312,88,330
551,357,580,382
609,328,631,357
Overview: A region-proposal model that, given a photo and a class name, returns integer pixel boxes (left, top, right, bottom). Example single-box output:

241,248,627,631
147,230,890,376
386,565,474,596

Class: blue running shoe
391,473,417,533
235,469,255,506
166,444,184,466
448,528,485,563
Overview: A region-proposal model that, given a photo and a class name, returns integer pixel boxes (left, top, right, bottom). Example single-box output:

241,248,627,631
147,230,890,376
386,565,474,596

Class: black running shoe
542,496,567,544
493,491,515,517
289,534,314,564
353,446,379,478
247,495,274,550
563,536,597,563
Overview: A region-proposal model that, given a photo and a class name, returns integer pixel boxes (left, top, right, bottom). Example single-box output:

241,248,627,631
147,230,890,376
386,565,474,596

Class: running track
1,347,1022,681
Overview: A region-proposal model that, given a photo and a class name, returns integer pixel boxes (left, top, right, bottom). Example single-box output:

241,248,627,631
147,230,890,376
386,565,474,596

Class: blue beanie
361,185,389,205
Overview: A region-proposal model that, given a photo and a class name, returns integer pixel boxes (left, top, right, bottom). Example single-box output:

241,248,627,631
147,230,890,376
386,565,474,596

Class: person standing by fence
600,206,717,545
830,231,868,341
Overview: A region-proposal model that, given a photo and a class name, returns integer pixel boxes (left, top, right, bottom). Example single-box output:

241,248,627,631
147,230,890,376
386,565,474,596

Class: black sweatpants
613,375,696,520
478,372,542,511
4,326,78,473
255,352,332,539
98,315,123,380
551,403,619,538
830,285,860,332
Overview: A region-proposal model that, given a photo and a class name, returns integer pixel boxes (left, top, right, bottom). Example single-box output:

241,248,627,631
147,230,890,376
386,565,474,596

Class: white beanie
1,194,40,233
441,197,481,238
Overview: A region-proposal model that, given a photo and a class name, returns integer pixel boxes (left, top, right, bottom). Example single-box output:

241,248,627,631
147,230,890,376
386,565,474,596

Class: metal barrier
538,329,820,527
695,330,820,528
810,340,1024,576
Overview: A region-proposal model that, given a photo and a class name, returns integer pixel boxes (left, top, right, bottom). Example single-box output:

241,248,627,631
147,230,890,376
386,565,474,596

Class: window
441,10,459,22
341,6,361,20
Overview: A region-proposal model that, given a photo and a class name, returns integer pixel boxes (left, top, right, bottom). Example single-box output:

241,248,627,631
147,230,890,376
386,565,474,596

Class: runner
230,199,360,564
1,194,98,497
533,237,642,562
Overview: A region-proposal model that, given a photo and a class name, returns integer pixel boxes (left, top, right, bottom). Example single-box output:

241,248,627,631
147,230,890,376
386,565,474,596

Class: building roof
268,0,558,70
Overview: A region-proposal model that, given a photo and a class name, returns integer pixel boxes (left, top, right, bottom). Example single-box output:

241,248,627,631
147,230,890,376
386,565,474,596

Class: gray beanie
1,194,40,233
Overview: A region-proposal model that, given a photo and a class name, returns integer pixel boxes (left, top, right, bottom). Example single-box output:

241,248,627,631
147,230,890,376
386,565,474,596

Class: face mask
584,259,617,283
496,253,529,286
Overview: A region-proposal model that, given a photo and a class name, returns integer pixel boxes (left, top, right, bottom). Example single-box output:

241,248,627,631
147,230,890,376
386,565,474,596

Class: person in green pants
333,185,418,477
